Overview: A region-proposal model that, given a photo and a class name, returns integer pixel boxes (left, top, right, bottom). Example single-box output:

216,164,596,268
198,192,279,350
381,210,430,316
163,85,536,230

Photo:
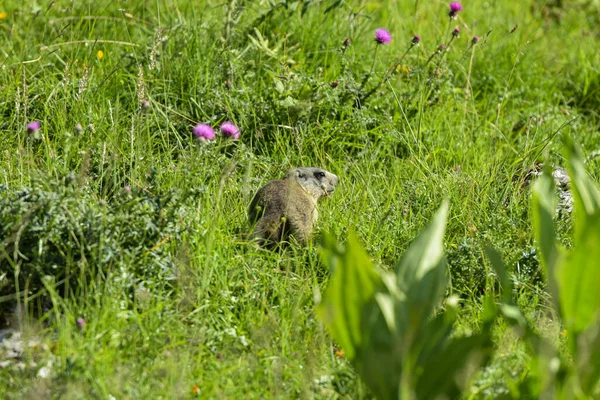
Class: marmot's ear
297,171,306,179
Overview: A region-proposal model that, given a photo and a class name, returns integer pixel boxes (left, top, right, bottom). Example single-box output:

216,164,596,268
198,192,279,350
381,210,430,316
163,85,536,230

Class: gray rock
521,165,573,214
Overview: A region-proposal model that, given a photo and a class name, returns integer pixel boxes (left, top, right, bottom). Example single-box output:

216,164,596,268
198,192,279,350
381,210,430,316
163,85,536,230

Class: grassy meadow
1,0,599,398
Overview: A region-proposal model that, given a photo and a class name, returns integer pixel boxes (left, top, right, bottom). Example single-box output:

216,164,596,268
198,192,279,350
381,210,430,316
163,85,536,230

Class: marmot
248,167,339,247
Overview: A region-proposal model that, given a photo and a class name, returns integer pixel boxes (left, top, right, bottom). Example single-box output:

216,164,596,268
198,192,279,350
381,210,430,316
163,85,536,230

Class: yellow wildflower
0,12,7,20
396,65,410,74
97,50,104,60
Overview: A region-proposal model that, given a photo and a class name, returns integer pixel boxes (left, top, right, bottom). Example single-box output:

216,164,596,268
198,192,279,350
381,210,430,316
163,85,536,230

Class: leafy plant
0,177,193,317
318,201,497,399
488,138,600,398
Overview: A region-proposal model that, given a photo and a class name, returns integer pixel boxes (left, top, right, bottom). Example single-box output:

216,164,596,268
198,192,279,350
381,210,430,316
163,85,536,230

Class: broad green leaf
531,167,562,306
485,246,513,304
517,334,564,399
375,270,403,336
558,213,600,335
412,296,496,399
374,291,396,335
318,202,477,400
482,294,498,325
564,138,600,240
413,311,454,368
416,332,494,399
575,321,600,394
355,297,402,400
317,231,382,360
557,142,600,335
395,200,449,307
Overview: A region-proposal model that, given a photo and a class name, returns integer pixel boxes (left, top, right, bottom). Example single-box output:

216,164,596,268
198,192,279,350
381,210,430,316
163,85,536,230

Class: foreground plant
489,138,600,398
318,201,497,399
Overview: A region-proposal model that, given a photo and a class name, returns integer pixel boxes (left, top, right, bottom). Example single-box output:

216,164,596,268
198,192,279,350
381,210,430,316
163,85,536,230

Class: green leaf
395,200,449,325
558,213,600,335
416,332,494,399
498,303,528,331
482,294,498,325
355,296,401,400
564,138,600,239
374,290,397,335
317,231,382,360
485,246,513,304
411,295,496,399
531,167,562,307
557,142,600,335
396,200,448,288
575,321,600,394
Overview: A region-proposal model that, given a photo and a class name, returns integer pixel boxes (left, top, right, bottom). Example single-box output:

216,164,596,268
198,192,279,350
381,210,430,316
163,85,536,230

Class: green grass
0,0,599,398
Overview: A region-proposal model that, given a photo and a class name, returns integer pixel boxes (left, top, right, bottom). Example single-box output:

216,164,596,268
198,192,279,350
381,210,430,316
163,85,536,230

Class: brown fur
248,167,339,248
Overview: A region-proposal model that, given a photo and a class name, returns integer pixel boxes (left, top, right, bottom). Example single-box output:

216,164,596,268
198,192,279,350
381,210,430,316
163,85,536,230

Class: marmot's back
248,179,291,244
248,167,338,248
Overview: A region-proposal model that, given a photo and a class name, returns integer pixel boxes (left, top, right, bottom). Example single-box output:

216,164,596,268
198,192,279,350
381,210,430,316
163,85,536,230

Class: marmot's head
285,167,339,200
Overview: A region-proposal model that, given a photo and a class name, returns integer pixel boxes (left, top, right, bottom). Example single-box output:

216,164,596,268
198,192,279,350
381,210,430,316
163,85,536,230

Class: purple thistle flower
374,29,392,45
27,121,40,132
452,27,460,37
450,2,463,12
76,318,86,329
220,121,240,139
449,2,463,18
412,35,421,45
438,44,447,52
193,123,215,141
472,36,480,44
124,185,131,192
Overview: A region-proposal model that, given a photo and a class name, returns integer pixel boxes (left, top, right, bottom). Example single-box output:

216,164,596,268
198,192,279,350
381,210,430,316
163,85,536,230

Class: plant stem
359,44,379,91
355,44,380,107
359,44,416,105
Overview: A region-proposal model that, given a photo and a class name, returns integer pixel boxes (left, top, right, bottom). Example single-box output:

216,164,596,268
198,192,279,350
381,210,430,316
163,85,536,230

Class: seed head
193,124,215,141
438,44,446,52
412,35,421,45
452,27,460,37
374,29,392,45
472,36,480,44
343,38,351,48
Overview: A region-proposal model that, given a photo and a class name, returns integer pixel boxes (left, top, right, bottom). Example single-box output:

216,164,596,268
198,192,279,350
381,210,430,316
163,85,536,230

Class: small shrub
0,176,193,318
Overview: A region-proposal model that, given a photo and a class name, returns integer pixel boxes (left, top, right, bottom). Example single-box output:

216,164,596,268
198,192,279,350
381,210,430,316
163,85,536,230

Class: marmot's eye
314,171,325,179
